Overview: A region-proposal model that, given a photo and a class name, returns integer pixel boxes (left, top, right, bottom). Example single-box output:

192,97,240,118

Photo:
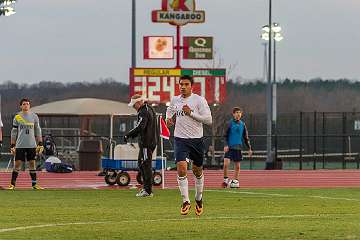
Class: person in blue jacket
222,107,253,188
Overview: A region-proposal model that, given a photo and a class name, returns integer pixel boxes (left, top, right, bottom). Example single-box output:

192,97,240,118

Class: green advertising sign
183,36,213,59
181,69,225,76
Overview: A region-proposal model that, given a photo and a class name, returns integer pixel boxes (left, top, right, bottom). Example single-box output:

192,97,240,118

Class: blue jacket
224,119,251,149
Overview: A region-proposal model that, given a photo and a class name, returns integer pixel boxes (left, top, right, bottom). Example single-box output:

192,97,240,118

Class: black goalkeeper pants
138,147,154,194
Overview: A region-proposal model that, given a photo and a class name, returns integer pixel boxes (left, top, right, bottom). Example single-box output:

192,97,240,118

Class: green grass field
1,188,360,239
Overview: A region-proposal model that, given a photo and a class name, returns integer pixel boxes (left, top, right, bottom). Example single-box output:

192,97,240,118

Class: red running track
1,170,360,189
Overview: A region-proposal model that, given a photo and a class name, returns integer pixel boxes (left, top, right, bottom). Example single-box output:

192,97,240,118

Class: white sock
177,175,190,203
194,174,204,201
224,177,229,184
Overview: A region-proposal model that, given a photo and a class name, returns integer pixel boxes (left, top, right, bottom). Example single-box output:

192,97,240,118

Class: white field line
0,214,355,233
310,195,360,202
206,189,360,202
206,189,294,197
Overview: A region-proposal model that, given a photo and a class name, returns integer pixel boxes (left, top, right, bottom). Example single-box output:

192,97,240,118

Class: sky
1,0,360,84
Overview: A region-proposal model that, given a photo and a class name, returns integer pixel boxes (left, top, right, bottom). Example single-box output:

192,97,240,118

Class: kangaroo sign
152,0,205,26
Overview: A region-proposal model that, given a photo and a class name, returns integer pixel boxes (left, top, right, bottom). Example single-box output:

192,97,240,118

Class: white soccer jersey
166,93,212,138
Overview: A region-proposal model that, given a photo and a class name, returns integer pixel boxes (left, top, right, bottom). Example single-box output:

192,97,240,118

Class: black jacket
126,103,158,149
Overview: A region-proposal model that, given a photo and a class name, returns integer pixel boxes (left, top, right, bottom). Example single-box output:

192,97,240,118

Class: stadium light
261,23,283,42
2,0,16,6
0,0,16,16
272,23,282,33
0,6,15,16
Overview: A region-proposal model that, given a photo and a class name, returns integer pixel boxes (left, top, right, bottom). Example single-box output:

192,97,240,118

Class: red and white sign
152,0,205,26
144,36,174,59
129,68,226,104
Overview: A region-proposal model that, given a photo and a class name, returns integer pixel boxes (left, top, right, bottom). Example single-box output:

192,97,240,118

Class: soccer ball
230,179,239,188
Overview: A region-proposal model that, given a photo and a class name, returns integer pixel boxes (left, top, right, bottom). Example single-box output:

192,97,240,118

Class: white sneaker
230,179,240,188
136,189,153,197
222,178,230,188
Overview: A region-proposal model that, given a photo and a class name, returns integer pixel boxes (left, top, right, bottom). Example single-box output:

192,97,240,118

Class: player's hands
166,118,174,128
182,105,192,116
248,149,253,158
36,142,44,155
224,146,229,153
10,144,15,155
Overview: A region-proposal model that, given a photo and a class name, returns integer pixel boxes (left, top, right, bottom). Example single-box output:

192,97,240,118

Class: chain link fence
1,112,360,170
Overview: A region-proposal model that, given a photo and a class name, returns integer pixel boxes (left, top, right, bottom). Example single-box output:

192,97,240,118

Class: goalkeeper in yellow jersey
8,98,44,190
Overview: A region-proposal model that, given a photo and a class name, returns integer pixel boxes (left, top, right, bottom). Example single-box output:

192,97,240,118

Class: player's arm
188,97,212,125
10,116,18,145
34,114,43,144
34,115,44,154
126,109,148,139
0,128,2,148
10,116,18,153
0,113,3,144
165,97,176,127
223,123,231,152
242,123,253,156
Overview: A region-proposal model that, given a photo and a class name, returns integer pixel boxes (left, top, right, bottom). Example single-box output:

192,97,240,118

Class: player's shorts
15,148,37,161
224,149,243,162
174,137,204,167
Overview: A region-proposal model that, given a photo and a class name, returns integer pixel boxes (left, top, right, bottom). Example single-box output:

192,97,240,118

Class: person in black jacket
125,94,158,197
0,112,3,151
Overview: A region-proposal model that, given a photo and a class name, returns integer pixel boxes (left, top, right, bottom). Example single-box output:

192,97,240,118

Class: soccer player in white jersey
166,75,212,216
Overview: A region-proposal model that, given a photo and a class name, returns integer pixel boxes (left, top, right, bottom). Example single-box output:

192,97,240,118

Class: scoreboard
129,68,226,104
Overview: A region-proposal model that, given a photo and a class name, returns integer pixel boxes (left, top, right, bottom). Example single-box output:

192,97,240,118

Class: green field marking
0,213,356,233
0,189,359,240
208,189,360,201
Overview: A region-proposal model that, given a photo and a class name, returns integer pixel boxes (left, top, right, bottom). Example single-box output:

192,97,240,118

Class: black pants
138,147,154,194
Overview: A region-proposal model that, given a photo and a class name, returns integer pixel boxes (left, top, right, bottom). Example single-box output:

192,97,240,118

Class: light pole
131,0,136,68
261,42,268,82
211,103,219,166
0,0,16,16
261,22,283,165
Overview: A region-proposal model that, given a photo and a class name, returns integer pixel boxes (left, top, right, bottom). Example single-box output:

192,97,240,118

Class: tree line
1,77,360,117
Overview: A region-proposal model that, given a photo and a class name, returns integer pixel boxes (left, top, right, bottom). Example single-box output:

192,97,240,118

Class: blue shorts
174,137,204,167
224,149,243,162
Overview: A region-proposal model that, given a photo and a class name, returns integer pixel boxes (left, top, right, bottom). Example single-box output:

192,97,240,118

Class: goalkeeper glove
36,142,44,154
10,143,15,155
